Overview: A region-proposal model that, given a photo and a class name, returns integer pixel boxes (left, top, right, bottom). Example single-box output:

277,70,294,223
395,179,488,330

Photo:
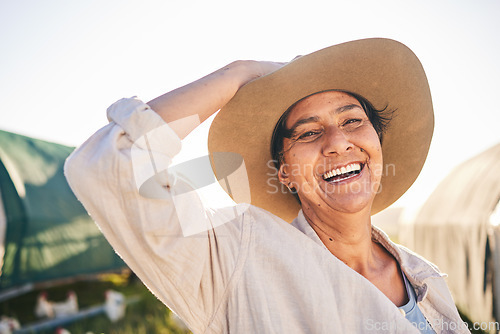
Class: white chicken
35,291,54,318
55,328,71,334
52,291,78,318
34,291,79,319
0,316,20,334
104,290,126,322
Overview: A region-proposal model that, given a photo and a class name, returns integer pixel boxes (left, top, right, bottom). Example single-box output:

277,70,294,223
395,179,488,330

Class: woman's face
278,91,383,214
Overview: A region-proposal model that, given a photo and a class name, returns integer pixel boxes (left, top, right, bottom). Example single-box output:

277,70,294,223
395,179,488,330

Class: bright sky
1,0,499,212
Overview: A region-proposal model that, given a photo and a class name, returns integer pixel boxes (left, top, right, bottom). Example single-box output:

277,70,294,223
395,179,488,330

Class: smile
322,163,363,183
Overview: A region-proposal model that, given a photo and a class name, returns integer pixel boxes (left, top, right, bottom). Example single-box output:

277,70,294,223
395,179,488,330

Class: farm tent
0,130,124,298
399,143,500,325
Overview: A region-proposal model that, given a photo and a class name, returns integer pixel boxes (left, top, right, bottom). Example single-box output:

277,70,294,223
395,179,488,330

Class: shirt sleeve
64,97,249,332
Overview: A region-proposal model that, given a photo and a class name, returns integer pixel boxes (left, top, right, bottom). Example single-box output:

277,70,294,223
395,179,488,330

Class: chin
327,196,373,214
300,190,374,215
322,186,376,213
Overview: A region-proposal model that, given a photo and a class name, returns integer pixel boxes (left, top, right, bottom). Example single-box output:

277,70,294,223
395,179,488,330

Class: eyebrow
336,104,363,113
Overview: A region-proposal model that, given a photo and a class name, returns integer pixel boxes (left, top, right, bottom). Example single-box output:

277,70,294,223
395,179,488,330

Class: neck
301,203,377,274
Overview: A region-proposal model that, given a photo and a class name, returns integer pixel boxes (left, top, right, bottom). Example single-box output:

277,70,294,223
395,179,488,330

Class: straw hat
208,38,433,222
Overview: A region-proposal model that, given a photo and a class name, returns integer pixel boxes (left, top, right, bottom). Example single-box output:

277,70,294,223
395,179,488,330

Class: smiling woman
278,91,384,215
271,89,390,170
65,39,470,333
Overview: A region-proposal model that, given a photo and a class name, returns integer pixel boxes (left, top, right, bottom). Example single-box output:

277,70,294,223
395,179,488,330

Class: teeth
322,163,361,180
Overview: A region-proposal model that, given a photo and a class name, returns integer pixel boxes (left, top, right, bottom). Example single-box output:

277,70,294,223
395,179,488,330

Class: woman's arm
65,59,284,332
147,60,284,139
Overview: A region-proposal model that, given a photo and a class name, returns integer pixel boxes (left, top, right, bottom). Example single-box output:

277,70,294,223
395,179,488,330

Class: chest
214,223,420,334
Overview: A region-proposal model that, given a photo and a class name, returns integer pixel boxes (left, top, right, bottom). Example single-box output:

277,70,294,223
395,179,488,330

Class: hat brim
208,38,434,222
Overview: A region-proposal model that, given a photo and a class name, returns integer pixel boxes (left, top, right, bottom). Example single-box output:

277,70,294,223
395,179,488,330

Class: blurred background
1,0,499,332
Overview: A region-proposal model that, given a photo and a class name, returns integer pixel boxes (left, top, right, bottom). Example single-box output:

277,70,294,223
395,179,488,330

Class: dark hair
270,90,392,172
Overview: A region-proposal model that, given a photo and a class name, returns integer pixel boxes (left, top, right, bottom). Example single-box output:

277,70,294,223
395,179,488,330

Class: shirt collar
291,209,326,249
291,209,443,302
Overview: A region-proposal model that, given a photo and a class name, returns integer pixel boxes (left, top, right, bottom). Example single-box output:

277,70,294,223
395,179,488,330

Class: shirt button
399,308,406,317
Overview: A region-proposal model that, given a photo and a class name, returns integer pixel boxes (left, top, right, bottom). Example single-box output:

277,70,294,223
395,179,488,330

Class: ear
278,163,290,185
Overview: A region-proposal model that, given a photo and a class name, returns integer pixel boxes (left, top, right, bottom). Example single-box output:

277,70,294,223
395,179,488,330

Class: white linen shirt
64,97,470,334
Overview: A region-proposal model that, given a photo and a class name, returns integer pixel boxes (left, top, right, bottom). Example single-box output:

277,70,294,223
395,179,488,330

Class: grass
0,271,191,334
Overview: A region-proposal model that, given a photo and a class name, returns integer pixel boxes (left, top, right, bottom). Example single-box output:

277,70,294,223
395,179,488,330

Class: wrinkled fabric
64,97,470,334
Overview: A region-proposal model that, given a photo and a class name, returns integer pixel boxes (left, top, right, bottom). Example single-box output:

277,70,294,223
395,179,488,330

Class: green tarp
0,130,124,293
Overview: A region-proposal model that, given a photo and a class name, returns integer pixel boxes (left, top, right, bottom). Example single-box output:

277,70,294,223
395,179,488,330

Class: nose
321,126,353,156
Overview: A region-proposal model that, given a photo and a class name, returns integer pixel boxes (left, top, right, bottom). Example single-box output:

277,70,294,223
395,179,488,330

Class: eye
343,118,362,126
297,130,321,141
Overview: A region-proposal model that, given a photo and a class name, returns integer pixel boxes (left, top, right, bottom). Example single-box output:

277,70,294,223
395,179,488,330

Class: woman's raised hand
233,60,286,86
148,59,286,139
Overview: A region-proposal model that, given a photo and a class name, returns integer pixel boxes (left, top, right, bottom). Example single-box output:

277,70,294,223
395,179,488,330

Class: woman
65,39,469,333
